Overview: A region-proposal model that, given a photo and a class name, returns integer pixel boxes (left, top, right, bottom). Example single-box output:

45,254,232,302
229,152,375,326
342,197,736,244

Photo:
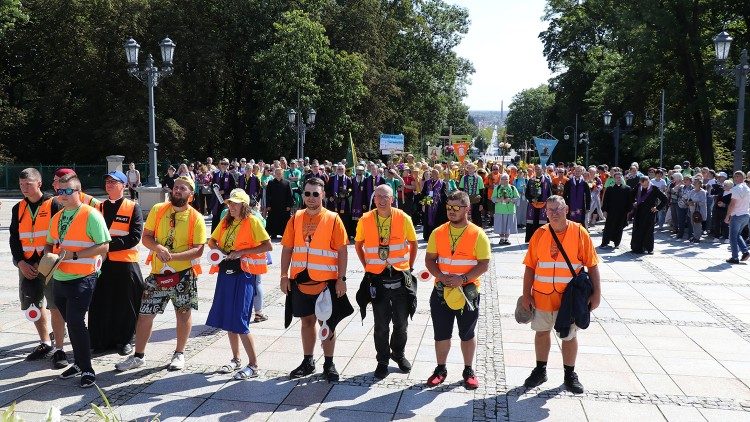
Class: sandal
218,358,241,374
233,365,259,380
254,313,268,323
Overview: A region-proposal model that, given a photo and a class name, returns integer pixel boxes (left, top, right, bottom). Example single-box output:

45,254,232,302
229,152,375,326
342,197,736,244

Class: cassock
563,176,591,225
326,173,353,237
239,173,261,202
525,175,552,242
211,169,237,230
630,185,668,253
600,183,632,248
365,173,387,209
88,198,144,352
422,178,447,241
265,177,294,238
350,173,368,231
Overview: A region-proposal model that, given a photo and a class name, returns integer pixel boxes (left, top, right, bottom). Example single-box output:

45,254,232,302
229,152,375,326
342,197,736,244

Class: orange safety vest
434,222,482,288
145,202,202,274
96,199,139,263
290,209,339,295
80,192,96,206
209,216,268,275
360,208,411,273
530,223,586,312
18,198,54,259
49,205,100,276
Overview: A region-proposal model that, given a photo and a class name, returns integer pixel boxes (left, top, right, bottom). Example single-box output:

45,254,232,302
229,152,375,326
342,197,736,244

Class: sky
447,0,555,111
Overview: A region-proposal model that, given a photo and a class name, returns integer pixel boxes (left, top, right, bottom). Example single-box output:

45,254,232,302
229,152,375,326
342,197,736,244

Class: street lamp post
579,132,590,167
714,30,749,171
123,36,176,187
603,110,634,168
563,125,574,162
645,90,666,168
288,105,316,160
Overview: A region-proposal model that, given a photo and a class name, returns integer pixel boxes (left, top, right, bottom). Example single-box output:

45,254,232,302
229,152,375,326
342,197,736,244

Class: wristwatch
339,276,347,282
72,252,78,261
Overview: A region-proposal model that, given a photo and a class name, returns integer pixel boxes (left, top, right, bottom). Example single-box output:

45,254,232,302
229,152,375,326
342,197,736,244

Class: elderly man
563,166,590,225
354,185,418,379
211,158,236,230
350,165,369,230
525,164,552,242
522,195,601,394
599,172,632,249
631,176,668,254
326,164,353,236
458,163,485,226
89,171,144,356
725,171,750,264
266,167,294,239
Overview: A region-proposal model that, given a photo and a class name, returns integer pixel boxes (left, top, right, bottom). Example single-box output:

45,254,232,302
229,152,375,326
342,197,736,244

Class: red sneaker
463,367,479,390
426,366,447,387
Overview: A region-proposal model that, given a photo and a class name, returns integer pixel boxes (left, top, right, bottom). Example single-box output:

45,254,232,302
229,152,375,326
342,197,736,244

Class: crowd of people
12,151,750,397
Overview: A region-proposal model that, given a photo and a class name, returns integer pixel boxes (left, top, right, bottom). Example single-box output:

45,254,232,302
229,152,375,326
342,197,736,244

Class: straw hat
38,252,64,283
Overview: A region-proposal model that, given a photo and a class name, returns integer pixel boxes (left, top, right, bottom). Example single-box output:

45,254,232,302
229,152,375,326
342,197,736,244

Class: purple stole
426,179,444,226
636,186,653,207
526,176,551,223
241,175,259,199
333,175,348,212
352,176,366,219
568,177,586,223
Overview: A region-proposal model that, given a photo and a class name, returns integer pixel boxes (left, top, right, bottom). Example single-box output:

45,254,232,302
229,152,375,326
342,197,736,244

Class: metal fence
0,162,150,190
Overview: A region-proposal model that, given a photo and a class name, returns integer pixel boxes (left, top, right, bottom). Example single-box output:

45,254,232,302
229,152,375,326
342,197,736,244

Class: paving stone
183,398,277,421
320,385,402,413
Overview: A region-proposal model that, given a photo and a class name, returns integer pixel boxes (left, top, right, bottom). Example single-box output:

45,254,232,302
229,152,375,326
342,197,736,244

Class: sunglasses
304,191,321,197
445,205,467,212
56,188,80,196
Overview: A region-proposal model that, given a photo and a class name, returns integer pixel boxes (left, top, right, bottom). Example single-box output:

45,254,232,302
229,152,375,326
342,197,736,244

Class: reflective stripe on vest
290,209,339,282
145,202,203,274
17,198,54,259
208,215,268,275
97,199,140,263
49,205,99,276
434,222,482,286
531,223,586,312
360,209,411,273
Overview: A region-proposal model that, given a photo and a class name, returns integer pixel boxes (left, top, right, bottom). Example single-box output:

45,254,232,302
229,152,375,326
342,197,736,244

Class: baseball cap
54,168,76,178
104,170,127,184
173,176,195,191
225,188,250,205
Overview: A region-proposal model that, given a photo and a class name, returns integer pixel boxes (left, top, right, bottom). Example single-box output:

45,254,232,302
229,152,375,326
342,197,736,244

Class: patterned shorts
140,270,198,314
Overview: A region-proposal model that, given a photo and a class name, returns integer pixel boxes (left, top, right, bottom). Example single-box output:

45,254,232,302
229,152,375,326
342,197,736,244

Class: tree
505,85,555,149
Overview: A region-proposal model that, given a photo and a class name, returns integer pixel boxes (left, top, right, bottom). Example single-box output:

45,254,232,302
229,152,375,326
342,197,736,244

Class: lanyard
375,214,392,245
57,205,82,246
449,225,468,254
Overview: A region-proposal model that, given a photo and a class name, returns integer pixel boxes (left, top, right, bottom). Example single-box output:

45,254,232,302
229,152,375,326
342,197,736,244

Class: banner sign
533,136,559,167
453,142,470,163
380,133,405,153
427,146,442,162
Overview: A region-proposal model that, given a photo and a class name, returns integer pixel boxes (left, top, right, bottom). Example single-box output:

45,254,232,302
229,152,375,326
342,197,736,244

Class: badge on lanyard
378,245,390,261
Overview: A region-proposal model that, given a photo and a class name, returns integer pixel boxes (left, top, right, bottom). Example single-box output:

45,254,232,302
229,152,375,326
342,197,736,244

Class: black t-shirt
10,195,62,264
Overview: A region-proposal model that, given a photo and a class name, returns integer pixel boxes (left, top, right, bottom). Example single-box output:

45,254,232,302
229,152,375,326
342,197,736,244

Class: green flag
346,132,358,170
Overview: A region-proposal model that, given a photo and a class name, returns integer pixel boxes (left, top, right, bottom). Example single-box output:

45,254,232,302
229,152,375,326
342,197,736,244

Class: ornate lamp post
714,30,749,171
288,106,316,160
603,110,634,167
123,36,176,186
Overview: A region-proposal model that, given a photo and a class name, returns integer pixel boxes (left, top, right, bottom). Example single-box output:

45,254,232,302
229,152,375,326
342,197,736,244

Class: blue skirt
206,271,257,334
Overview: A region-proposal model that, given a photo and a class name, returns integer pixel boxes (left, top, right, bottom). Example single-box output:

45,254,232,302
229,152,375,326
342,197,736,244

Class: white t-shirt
650,178,667,192
730,182,750,216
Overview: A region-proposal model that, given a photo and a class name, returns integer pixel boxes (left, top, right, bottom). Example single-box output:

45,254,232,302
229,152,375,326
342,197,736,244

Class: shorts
18,269,56,311
140,270,198,314
290,279,333,318
429,288,480,341
530,310,578,341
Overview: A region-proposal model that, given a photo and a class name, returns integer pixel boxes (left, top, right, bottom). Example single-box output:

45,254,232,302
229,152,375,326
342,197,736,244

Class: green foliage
505,85,555,146
0,0,27,38
0,0,475,165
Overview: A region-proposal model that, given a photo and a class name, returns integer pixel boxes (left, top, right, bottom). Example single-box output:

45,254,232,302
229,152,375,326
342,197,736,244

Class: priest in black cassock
600,172,632,249
326,164,353,237
350,165,369,235
525,164,552,242
630,176,668,254
265,167,294,239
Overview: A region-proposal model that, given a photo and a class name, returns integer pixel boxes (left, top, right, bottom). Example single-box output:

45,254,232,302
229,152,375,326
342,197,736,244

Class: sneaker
374,363,389,379
742,252,750,262
523,367,547,389
727,258,741,264
168,352,185,371
564,371,584,394
115,355,145,372
59,364,82,379
390,354,412,373
426,366,447,387
323,363,340,382
289,359,316,379
80,372,96,388
463,367,479,390
26,343,53,361
52,349,69,369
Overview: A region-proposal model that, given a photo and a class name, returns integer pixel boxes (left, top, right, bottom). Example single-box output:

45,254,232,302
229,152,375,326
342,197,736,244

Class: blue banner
379,133,405,153
533,136,559,167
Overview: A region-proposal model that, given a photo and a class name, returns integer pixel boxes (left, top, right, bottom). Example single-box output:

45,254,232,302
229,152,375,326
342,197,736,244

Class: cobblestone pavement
2,199,750,421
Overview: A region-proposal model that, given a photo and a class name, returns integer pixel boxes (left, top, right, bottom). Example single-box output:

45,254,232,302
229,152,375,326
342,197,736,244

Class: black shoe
742,252,750,261
289,360,315,379
80,372,96,388
52,349,69,369
727,258,741,264
390,353,412,373
598,244,609,249
374,363,389,379
564,371,584,394
26,343,53,361
523,367,547,389
59,364,82,379
119,344,133,356
323,363,340,382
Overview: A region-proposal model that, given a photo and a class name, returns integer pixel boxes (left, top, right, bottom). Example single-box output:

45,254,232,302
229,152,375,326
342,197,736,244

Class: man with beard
599,172,632,249
115,176,206,372
266,168,294,239
350,165,369,234
630,176,668,254
326,164,353,237
458,163,485,227
525,165,552,242
563,166,590,226
89,171,144,356
211,159,236,230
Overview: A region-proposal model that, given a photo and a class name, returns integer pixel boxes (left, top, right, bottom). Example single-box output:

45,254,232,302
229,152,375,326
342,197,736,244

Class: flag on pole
346,132,358,170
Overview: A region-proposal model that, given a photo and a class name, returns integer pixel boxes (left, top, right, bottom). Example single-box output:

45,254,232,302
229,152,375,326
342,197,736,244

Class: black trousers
372,286,410,364
470,203,482,227
89,261,143,350
54,274,97,373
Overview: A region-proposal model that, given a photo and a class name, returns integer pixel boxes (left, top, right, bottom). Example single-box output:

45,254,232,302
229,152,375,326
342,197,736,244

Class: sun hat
38,252,64,283
225,188,250,205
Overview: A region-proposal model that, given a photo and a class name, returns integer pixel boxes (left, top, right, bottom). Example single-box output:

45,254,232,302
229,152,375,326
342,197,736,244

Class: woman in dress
513,169,528,228
206,189,272,379
421,168,447,241
491,173,519,245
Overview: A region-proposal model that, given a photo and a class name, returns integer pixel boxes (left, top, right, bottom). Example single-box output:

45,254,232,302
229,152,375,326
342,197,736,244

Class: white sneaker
115,355,145,372
168,352,185,371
